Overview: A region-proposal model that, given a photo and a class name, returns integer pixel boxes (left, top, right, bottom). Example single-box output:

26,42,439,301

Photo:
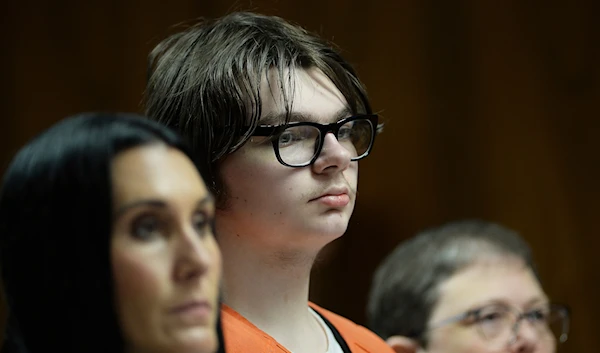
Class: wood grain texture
1,1,597,351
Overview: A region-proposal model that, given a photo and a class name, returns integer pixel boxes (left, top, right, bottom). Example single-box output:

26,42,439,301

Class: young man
145,12,391,353
367,220,570,353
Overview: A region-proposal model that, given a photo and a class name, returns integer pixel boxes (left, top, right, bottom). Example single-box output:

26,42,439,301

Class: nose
173,226,216,283
509,320,541,353
311,132,352,174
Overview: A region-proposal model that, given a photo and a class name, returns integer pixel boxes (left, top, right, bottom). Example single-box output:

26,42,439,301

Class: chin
171,329,218,353
308,214,350,239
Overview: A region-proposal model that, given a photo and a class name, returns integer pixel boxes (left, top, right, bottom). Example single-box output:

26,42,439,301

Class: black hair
0,113,197,353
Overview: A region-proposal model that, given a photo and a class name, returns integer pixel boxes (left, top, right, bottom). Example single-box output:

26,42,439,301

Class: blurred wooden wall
2,1,598,351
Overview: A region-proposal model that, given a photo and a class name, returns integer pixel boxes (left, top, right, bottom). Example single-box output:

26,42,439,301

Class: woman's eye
480,312,502,322
475,307,508,323
131,216,162,240
192,212,211,235
526,309,548,322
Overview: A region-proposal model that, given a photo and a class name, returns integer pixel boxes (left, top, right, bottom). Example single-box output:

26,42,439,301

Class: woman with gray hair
367,220,570,353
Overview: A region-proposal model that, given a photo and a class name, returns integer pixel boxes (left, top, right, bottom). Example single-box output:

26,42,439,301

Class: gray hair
367,219,538,344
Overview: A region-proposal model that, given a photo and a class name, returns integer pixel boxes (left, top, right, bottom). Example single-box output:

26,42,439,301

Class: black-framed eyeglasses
249,114,380,167
423,303,570,348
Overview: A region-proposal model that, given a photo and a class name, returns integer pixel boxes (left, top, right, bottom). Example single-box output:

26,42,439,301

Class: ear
385,335,420,353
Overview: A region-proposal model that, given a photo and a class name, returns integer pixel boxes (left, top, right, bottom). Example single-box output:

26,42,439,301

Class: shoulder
309,302,395,353
221,304,290,353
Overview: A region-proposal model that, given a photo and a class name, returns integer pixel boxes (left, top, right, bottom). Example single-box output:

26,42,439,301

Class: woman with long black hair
0,113,225,353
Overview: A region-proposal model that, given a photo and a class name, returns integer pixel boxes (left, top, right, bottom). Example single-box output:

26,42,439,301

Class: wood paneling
2,1,598,351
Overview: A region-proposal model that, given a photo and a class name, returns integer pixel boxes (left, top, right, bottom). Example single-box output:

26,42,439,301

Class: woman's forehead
430,258,547,321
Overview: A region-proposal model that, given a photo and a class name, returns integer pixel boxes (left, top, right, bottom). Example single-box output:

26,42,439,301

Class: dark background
2,1,598,352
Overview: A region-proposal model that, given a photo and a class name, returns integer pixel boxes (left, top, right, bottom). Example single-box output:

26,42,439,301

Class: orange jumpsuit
221,302,395,353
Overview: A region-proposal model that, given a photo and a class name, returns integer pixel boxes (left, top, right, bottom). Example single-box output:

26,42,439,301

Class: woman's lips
169,301,212,324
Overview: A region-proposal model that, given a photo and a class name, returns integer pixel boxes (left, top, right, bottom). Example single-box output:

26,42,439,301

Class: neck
217,227,328,352
220,234,316,326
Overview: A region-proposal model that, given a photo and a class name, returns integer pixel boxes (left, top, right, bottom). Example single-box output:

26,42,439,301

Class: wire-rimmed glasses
424,303,570,349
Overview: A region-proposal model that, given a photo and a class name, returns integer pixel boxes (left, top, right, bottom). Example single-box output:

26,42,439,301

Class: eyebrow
524,297,549,308
259,107,352,125
113,195,215,219
468,296,549,312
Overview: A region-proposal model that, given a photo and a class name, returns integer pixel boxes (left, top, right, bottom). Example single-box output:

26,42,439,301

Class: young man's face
216,67,358,255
